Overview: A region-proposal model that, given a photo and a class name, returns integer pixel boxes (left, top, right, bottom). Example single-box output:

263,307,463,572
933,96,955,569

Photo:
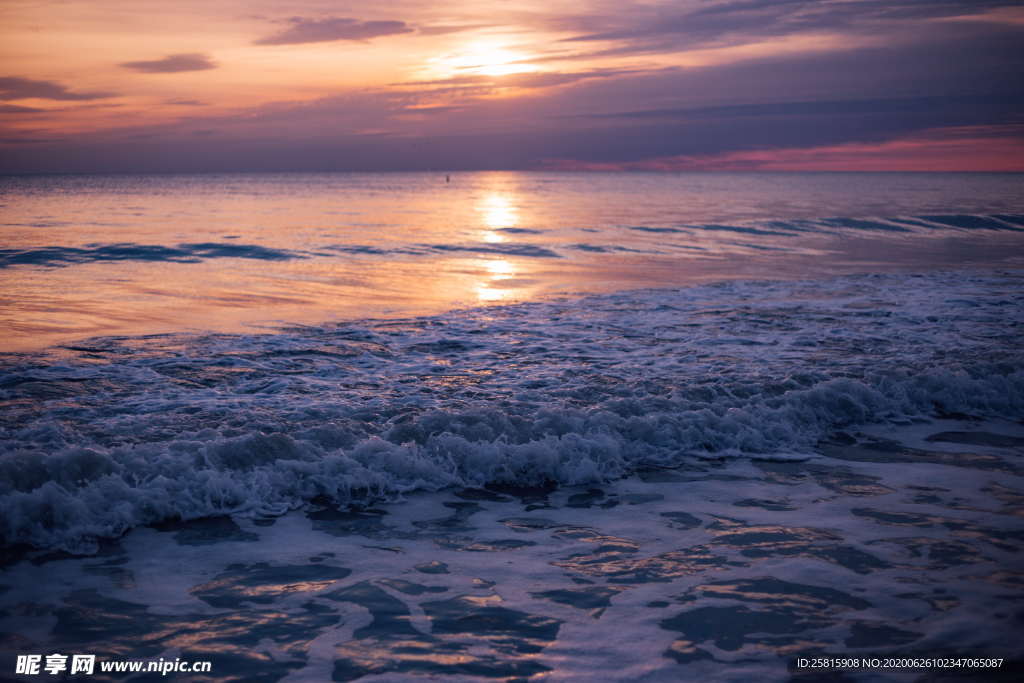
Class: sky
1,0,1023,172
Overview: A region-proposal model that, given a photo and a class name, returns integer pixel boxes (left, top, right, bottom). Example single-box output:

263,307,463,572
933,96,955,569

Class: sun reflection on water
477,258,516,302
485,259,514,276
474,185,527,302
479,193,518,236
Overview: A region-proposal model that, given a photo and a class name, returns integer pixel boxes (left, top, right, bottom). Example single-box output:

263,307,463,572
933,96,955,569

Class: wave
1,270,1022,552
0,242,303,268
629,213,1024,236
2,214,1022,270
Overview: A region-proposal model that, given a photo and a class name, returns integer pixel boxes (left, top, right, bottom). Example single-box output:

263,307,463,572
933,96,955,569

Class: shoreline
2,416,1022,680
2,264,1023,357
1,268,1022,554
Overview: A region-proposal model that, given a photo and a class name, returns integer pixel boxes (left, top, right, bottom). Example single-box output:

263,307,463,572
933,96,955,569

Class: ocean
1,171,1023,681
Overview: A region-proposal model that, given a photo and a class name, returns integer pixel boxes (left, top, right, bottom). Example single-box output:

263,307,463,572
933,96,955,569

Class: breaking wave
1,270,1022,552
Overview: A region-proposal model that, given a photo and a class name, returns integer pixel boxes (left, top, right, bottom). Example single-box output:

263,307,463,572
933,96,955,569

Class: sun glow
437,41,535,77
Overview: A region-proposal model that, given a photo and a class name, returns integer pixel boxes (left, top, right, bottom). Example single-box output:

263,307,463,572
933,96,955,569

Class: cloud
500,69,649,90
0,136,56,145
4,116,1021,174
564,0,1022,46
254,17,414,45
586,94,1024,124
2,11,1021,173
533,20,1024,123
120,53,217,73
0,103,43,114
418,24,493,36
0,76,113,101
535,0,1024,67
394,68,646,91
543,125,1024,172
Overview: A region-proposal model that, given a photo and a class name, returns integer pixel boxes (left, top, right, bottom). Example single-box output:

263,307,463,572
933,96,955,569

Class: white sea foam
1,270,1022,552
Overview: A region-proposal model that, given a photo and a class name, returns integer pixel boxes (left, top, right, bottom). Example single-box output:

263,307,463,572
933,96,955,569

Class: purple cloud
255,17,414,45
546,0,1024,65
1,9,1021,173
0,76,113,101
120,53,217,73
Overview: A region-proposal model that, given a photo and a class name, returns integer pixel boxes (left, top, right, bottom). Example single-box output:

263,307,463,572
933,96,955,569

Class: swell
2,214,1023,269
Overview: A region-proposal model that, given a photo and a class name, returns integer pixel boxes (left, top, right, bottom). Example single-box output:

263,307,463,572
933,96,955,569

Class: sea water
1,172,1023,681
1,171,1022,350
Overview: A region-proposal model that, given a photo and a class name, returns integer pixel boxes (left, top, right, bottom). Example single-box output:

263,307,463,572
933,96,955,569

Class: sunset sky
2,0,1023,172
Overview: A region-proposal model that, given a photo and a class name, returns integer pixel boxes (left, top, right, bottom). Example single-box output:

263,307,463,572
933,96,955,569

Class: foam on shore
1,270,1022,553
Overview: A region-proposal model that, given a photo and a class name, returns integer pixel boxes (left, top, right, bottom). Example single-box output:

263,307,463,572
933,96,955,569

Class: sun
436,41,536,77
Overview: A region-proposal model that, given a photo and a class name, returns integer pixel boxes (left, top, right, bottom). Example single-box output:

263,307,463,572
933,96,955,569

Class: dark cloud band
120,54,217,74
0,76,113,101
255,17,414,45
